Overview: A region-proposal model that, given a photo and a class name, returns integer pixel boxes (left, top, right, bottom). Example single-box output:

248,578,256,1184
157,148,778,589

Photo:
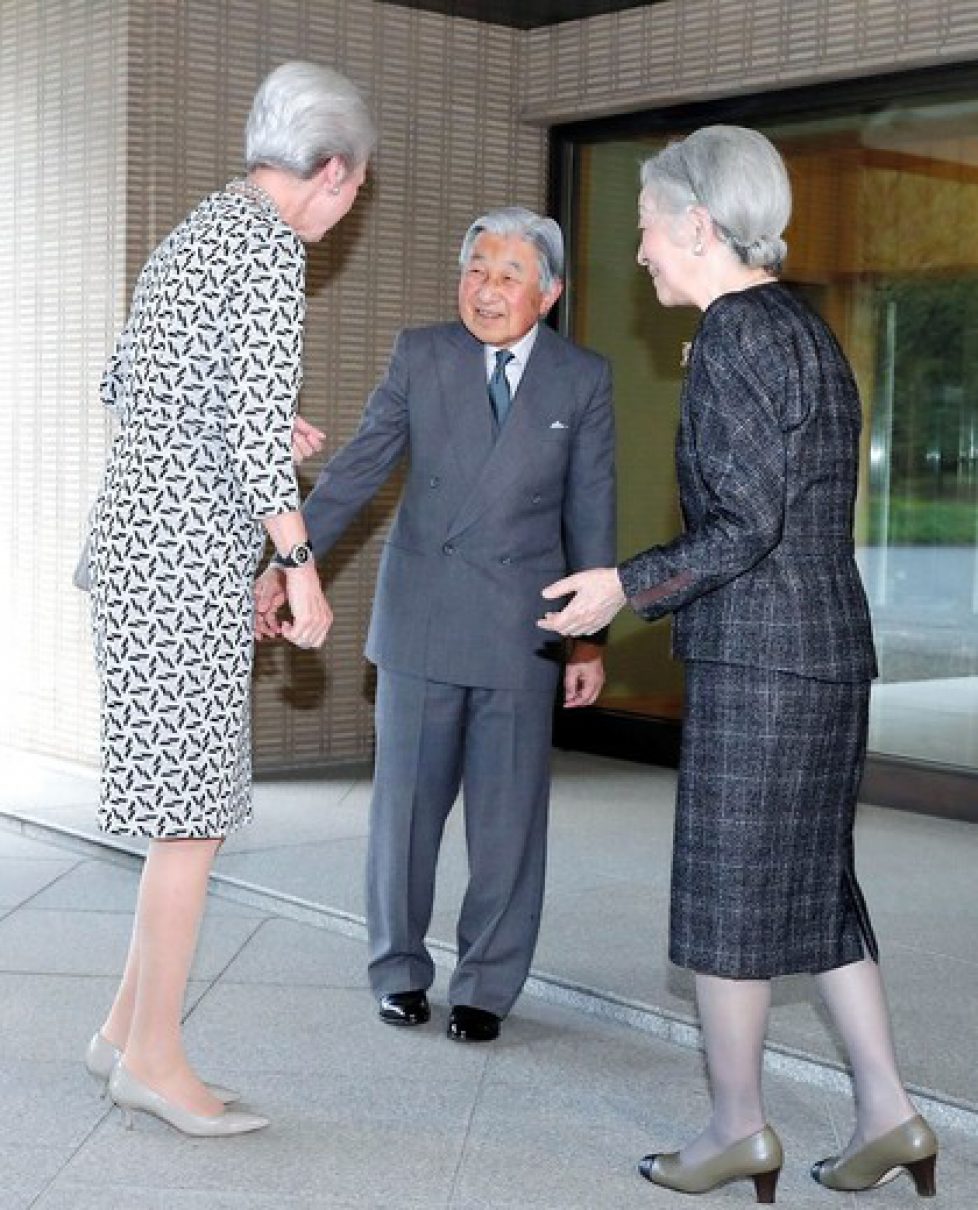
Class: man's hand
281,564,333,649
563,641,605,708
292,415,326,465
538,568,626,637
254,565,287,640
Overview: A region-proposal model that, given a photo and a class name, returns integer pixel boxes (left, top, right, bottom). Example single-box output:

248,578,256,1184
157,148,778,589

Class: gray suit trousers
367,667,554,1017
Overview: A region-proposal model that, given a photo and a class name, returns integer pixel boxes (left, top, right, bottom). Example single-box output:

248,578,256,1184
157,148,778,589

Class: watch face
292,543,311,566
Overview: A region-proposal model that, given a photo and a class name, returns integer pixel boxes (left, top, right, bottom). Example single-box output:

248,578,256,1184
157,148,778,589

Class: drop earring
693,240,704,256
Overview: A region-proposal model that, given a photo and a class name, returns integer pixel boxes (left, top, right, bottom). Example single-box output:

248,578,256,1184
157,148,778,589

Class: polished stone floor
1,746,976,1207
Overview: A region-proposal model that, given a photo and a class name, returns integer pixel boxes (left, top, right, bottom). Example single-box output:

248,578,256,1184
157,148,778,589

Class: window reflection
569,95,978,773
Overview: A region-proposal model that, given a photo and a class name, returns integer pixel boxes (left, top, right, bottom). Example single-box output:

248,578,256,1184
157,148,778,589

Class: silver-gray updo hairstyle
640,125,791,271
245,61,376,178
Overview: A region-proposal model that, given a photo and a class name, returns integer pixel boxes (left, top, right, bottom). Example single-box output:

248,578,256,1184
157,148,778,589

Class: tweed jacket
618,283,877,683
302,320,616,692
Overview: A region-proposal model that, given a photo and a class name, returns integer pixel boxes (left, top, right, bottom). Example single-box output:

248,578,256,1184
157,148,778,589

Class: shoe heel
752,1167,780,1204
907,1153,937,1198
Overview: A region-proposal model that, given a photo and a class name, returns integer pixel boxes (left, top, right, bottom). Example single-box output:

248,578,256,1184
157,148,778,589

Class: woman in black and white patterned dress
84,62,375,1137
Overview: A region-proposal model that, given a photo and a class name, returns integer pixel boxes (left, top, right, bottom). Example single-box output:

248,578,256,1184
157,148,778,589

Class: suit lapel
447,325,564,539
433,324,495,506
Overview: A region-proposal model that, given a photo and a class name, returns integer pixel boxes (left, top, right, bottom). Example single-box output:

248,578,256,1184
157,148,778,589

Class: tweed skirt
670,661,878,979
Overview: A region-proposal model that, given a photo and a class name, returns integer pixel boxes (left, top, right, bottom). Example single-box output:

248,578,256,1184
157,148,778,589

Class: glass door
563,83,978,775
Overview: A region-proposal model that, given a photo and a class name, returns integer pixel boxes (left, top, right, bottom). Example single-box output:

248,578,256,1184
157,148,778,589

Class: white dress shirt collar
484,324,539,393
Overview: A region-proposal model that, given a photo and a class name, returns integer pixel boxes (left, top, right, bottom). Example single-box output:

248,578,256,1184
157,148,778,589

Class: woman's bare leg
100,919,139,1050
119,837,223,1116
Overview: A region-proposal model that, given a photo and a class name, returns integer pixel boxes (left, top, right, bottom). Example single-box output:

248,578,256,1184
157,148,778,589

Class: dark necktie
488,349,515,429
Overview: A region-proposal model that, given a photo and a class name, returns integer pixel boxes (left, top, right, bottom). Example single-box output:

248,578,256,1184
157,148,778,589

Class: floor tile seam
219,832,368,854
0,854,85,865
180,914,273,1024
0,813,272,918
6,810,978,1138
333,778,368,808
810,1083,848,1153
518,975,978,1136
884,940,978,970
0,811,146,869
10,904,137,917
23,1098,117,1209
0,968,142,983
212,977,368,990
445,1048,493,1209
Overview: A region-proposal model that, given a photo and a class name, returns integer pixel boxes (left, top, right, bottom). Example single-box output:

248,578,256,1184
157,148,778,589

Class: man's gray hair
640,125,791,271
245,61,376,178
459,207,564,293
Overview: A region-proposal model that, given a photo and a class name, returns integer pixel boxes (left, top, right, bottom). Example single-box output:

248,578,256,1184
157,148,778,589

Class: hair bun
739,234,787,271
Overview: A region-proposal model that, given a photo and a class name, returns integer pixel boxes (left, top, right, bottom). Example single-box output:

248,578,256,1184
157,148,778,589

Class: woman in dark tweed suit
540,126,937,1203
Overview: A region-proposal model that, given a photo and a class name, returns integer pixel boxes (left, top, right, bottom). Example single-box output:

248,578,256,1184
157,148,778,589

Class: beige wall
120,0,545,772
5,0,978,769
4,0,545,770
523,0,978,123
0,0,127,762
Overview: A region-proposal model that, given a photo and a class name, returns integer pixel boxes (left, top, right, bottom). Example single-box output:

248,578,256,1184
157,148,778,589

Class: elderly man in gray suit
256,207,615,1042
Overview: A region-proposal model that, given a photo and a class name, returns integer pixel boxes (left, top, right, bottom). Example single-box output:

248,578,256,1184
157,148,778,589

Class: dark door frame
547,59,978,823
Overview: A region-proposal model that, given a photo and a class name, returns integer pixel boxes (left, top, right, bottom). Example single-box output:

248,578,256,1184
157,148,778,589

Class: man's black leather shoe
378,990,430,1026
447,1005,501,1042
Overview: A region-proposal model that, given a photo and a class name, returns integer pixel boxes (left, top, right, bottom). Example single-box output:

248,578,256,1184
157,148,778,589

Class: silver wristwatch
275,541,313,569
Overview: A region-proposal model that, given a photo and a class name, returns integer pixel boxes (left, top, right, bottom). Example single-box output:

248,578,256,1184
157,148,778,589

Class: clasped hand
292,415,325,465
538,567,627,638
253,415,332,648
254,564,332,648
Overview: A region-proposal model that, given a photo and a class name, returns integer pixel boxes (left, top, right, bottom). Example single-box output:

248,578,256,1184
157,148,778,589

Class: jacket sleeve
561,356,616,571
561,355,617,641
222,229,304,519
302,331,411,559
618,330,786,621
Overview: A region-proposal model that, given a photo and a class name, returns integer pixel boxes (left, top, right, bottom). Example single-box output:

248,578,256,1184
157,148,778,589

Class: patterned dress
90,183,304,837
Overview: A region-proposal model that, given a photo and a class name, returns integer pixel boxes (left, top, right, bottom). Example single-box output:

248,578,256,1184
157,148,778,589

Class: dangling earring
693,240,704,256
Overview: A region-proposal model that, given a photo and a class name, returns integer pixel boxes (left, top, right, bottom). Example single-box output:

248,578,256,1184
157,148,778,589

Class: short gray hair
640,125,791,271
459,207,564,293
245,61,376,178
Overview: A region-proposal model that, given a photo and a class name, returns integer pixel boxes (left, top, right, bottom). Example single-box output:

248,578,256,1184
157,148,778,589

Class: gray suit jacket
619,283,877,684
303,321,616,692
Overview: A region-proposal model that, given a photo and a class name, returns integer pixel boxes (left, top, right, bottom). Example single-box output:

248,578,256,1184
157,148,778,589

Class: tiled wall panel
4,0,545,769
9,0,978,770
0,0,126,763
524,0,978,124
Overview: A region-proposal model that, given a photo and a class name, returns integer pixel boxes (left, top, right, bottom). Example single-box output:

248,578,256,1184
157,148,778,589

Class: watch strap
276,541,313,569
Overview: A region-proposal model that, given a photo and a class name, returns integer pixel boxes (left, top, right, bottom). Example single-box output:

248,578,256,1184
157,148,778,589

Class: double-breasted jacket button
429,476,440,488
442,541,455,555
